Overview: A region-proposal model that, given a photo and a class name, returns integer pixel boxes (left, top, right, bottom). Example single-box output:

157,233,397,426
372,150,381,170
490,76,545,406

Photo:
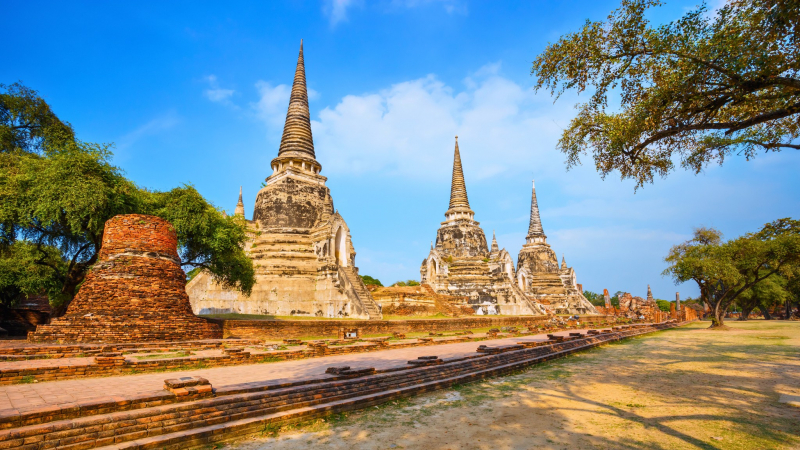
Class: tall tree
0,83,255,315
531,0,800,188
663,220,800,327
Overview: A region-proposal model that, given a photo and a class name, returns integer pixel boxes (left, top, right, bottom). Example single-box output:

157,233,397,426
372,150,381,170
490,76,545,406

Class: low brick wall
221,315,616,339
221,316,541,339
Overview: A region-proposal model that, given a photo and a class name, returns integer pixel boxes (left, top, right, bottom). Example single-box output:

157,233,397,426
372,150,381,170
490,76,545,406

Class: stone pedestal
28,214,222,343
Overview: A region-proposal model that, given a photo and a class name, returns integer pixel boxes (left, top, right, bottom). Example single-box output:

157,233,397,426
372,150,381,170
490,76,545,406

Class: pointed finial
526,178,545,240
235,186,245,217
490,230,499,252
446,135,472,214
277,40,315,159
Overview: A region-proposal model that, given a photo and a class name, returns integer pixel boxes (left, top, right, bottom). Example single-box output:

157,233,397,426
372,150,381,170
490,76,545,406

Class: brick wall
221,315,615,339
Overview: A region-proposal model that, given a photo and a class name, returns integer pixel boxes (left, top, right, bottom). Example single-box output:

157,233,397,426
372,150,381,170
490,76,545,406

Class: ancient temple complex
516,181,597,314
420,138,545,315
187,41,381,319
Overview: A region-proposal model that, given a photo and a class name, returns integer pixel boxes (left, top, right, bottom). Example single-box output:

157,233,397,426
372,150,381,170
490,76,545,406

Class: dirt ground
225,321,800,450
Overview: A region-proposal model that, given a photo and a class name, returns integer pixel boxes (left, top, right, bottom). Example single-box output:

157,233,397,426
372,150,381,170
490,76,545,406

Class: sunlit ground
221,320,800,450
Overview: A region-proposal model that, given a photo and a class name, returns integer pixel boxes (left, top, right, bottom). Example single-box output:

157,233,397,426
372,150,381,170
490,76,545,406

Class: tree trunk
709,300,726,328
739,306,754,320
787,300,792,320
758,304,773,320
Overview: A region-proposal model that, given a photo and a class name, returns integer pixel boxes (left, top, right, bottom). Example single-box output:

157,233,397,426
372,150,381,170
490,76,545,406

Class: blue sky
4,0,798,300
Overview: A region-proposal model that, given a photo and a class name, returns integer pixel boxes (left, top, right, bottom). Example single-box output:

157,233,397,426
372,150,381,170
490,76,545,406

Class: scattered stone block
163,376,212,397
408,356,442,366
325,366,375,377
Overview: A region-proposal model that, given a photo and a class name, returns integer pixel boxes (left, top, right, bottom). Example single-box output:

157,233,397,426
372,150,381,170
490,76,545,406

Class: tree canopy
531,0,800,188
359,275,383,287
392,280,421,287
0,83,254,314
663,219,800,327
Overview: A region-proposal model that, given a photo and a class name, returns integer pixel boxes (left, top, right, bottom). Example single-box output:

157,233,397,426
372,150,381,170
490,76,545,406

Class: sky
3,0,798,300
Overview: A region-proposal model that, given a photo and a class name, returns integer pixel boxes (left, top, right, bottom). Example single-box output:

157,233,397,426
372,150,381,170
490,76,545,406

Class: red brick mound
28,214,222,343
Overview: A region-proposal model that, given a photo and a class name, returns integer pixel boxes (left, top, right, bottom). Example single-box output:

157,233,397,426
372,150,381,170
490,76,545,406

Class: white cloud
203,75,236,105
307,63,574,181
323,0,362,27
389,0,467,15
116,111,181,152
253,81,291,128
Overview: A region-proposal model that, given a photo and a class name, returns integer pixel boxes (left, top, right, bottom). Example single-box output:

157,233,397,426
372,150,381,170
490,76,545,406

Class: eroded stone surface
28,215,222,343
420,138,544,316
187,42,380,320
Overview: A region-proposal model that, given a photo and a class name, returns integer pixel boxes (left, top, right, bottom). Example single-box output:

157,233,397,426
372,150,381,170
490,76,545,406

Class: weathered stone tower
516,181,597,314
29,215,222,343
420,138,545,315
188,41,381,319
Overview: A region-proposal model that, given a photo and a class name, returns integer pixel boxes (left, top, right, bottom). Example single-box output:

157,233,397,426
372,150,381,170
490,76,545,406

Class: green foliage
359,275,383,286
0,82,76,155
583,290,604,306
0,241,66,308
0,83,254,314
531,0,800,188
144,186,254,296
735,274,790,318
392,279,421,287
186,267,202,282
655,299,672,312
663,219,800,326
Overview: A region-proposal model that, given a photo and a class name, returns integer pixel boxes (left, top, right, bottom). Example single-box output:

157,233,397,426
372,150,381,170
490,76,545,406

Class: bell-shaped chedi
419,137,545,316
187,41,380,320
515,180,597,315
29,215,222,343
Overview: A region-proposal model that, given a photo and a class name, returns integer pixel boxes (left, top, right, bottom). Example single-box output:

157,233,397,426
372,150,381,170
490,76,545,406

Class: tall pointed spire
526,179,546,242
561,255,567,270
491,231,499,252
445,136,474,221
647,285,654,301
448,136,470,210
277,40,315,159
234,186,245,217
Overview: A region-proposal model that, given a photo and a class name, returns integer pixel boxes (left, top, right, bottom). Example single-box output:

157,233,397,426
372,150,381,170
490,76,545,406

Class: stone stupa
420,137,545,315
515,181,597,315
187,41,381,319
29,214,222,343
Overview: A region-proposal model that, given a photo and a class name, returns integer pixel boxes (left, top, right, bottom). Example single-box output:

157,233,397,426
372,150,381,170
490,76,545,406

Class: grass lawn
229,320,800,450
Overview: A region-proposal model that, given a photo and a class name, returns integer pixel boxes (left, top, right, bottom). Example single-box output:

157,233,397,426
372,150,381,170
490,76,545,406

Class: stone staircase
0,322,684,450
421,284,463,317
509,282,546,316
248,232,319,275
339,266,382,320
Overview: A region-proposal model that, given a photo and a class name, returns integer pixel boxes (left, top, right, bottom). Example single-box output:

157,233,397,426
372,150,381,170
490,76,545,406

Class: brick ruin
594,286,699,322
28,214,222,343
368,284,475,316
187,41,380,319
420,137,545,316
